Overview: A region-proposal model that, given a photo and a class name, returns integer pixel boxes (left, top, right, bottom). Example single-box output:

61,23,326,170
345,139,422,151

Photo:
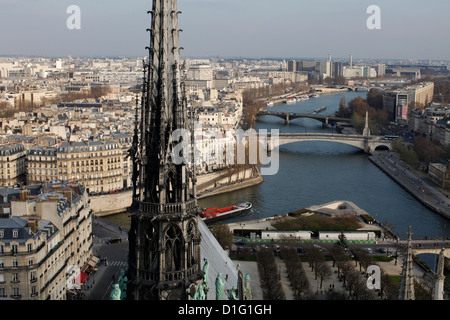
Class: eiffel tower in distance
127,0,204,300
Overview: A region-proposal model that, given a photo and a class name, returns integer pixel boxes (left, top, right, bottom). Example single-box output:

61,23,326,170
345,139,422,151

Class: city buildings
0,181,92,300
408,103,450,145
383,82,434,123
343,65,377,79
287,58,385,81
287,59,331,80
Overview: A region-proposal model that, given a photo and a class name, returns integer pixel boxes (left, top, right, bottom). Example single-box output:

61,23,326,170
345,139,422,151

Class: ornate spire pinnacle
433,248,446,300
133,0,197,212
398,226,415,300
363,111,370,137
127,0,203,300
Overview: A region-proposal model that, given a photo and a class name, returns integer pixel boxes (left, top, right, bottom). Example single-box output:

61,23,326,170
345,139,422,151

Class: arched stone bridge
266,132,393,153
257,110,350,127
412,247,450,258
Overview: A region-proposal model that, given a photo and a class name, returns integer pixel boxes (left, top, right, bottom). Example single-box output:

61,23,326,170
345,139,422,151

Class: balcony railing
132,198,198,215
138,264,200,284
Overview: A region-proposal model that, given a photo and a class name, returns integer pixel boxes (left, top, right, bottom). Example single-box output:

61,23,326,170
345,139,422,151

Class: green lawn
272,214,361,233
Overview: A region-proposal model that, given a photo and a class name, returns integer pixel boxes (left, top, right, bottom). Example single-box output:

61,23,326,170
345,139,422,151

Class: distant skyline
1,0,449,61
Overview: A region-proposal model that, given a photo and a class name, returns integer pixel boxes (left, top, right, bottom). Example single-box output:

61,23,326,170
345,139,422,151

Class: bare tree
256,248,285,300
315,261,332,290
211,222,233,251
280,247,311,299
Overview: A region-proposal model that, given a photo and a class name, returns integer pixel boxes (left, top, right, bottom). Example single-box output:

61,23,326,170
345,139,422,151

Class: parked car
313,243,323,251
378,247,387,253
106,237,122,244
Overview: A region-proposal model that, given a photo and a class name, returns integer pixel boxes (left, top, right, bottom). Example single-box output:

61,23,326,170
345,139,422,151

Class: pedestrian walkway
109,260,128,267
236,261,263,300
274,257,295,299
301,261,345,298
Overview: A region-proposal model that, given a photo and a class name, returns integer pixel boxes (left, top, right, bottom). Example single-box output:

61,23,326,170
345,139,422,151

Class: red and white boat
200,202,252,223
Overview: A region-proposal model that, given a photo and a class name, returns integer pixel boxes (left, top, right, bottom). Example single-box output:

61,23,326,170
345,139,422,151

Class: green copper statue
243,273,252,300
229,286,239,300
110,284,121,300
194,283,206,300
215,272,225,300
202,258,209,288
118,269,128,300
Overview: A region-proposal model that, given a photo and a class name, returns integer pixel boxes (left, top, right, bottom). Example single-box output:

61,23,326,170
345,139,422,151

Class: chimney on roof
19,189,28,201
28,219,37,234
63,189,73,203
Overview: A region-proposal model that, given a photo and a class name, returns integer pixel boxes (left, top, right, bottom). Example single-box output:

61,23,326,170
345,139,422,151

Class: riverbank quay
369,151,450,220
197,167,264,199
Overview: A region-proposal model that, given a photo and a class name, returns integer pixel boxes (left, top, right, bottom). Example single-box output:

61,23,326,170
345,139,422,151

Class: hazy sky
1,0,449,60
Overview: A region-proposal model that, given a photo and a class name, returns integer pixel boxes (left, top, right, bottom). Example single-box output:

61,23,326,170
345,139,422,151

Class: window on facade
12,230,18,238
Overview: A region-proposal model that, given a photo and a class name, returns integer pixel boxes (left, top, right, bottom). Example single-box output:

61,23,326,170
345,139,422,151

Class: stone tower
398,226,415,300
127,0,203,300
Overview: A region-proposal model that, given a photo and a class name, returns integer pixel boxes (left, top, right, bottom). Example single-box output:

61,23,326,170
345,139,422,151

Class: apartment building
111,133,133,189
56,141,123,194
428,162,450,189
413,82,435,107
26,146,58,185
0,144,26,187
0,181,92,300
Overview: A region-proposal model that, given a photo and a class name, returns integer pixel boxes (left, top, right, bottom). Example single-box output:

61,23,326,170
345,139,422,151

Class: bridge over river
258,110,350,127
265,132,393,154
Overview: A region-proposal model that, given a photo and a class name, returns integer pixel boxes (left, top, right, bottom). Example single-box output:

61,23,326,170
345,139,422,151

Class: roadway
75,216,129,300
369,151,450,220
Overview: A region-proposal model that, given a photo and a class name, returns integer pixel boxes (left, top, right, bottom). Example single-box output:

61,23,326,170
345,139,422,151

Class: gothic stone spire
398,226,415,300
128,0,203,300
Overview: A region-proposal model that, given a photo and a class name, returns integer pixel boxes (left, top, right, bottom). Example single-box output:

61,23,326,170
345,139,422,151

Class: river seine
105,91,450,240
198,91,450,240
